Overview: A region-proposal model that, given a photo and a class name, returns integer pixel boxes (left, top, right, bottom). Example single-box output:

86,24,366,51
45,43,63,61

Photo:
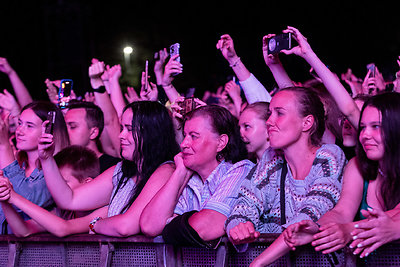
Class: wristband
89,216,102,233
229,57,241,68
92,86,106,94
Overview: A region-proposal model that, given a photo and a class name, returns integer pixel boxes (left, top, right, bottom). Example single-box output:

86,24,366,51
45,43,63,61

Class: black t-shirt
99,153,121,174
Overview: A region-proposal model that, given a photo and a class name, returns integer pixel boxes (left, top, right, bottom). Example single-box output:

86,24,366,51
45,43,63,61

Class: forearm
93,213,140,237
162,84,180,104
94,92,121,154
188,209,227,241
1,201,42,237
251,234,290,267
108,79,126,120
303,52,359,128
268,63,294,89
7,71,33,107
41,157,74,209
0,144,16,169
229,56,251,81
140,170,186,236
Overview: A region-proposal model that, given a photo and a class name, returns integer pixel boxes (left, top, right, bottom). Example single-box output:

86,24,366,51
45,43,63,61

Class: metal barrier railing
0,233,397,266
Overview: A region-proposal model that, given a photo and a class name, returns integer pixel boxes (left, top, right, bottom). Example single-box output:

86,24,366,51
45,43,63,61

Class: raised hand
281,26,313,58
125,86,140,103
0,57,14,76
88,58,105,89
162,55,183,87
262,34,282,66
38,121,55,161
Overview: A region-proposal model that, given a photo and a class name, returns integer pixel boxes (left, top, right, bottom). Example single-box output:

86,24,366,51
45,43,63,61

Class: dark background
1,1,399,100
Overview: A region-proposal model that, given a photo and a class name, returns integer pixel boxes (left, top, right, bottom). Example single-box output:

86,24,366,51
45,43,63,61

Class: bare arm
140,153,192,237
0,57,32,107
262,34,294,89
92,163,175,237
282,26,360,129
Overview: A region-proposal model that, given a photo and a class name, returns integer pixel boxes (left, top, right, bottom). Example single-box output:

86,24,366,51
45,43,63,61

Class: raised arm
90,163,175,237
262,34,294,89
161,55,182,104
0,115,15,169
0,57,33,107
89,59,120,157
216,34,271,103
281,26,360,128
104,64,126,120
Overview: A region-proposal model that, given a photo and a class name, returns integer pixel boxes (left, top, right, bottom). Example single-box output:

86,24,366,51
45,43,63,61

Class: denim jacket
1,160,54,234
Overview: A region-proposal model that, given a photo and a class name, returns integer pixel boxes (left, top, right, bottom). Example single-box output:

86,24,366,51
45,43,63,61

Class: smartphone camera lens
269,39,276,52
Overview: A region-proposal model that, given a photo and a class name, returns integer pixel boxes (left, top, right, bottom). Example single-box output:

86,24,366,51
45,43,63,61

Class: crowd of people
0,26,400,266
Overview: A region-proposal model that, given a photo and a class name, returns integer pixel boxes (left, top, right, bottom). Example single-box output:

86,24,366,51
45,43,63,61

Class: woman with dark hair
40,101,180,237
224,87,346,266
140,105,254,247
287,92,400,259
0,101,69,234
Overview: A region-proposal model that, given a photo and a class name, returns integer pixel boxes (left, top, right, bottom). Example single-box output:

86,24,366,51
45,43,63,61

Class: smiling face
359,106,384,161
118,108,136,161
239,109,269,157
180,116,224,174
266,90,306,150
15,108,43,152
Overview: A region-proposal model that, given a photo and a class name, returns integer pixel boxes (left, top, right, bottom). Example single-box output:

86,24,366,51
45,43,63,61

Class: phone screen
45,111,56,135
58,79,73,108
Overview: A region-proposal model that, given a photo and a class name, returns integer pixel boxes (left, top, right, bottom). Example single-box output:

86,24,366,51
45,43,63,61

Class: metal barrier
0,233,399,266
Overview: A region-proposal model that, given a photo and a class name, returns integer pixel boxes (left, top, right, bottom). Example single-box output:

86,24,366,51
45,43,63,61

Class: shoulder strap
280,160,288,225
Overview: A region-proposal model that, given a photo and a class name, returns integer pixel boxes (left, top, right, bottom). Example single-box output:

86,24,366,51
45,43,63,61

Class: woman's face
266,91,305,149
342,100,364,147
15,109,43,152
239,109,269,156
119,109,136,161
180,116,223,172
359,106,384,161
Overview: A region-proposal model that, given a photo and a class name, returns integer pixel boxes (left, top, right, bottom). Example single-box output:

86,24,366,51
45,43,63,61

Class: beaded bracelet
89,216,102,233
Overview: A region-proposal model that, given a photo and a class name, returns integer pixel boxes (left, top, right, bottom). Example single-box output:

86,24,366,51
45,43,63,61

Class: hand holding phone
45,111,56,135
144,60,149,91
58,79,73,109
169,43,180,62
267,33,292,54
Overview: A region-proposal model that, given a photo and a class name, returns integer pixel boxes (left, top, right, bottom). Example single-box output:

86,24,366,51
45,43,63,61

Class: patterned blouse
225,144,346,236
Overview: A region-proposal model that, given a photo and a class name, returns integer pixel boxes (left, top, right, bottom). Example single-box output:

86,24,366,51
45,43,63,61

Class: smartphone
58,79,73,109
179,97,196,116
45,111,56,135
144,60,149,91
169,43,180,62
267,33,292,54
366,63,376,78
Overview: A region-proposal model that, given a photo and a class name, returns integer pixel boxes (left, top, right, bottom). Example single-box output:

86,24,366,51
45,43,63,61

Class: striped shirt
174,160,254,217
225,144,346,237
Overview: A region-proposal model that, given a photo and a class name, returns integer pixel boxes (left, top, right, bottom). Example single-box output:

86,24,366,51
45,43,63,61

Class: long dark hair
112,101,180,214
184,105,248,163
356,92,400,210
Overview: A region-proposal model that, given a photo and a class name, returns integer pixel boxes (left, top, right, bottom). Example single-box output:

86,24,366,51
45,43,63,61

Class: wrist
89,216,102,234
228,56,241,68
90,78,104,89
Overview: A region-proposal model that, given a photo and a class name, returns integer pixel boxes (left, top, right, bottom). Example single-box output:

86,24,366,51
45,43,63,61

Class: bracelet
89,216,102,233
92,86,106,94
229,57,241,68
315,222,321,228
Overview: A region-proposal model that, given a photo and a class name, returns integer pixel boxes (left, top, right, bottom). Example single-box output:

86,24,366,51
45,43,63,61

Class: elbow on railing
140,216,164,238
